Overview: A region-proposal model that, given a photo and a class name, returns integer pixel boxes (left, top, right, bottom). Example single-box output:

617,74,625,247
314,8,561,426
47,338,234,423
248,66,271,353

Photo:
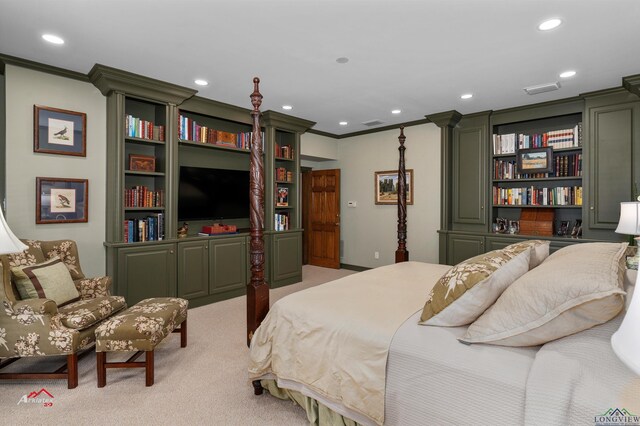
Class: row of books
124,214,164,242
275,213,290,231
493,153,582,179
492,124,582,154
124,186,164,208
493,186,583,206
125,114,165,141
276,187,289,206
275,143,294,159
275,167,293,182
178,114,264,150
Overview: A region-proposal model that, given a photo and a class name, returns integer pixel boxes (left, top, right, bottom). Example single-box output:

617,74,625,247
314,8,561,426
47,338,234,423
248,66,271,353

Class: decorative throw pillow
419,246,532,327
461,242,627,346
502,240,550,269
40,239,85,280
12,256,80,306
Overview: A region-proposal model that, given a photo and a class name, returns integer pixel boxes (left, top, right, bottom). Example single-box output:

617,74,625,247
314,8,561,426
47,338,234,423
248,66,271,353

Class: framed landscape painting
36,177,88,224
517,147,553,173
375,169,414,205
34,105,87,157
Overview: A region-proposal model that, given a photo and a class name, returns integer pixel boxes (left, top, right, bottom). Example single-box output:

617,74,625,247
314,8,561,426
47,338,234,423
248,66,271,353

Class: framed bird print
36,177,88,224
34,105,87,156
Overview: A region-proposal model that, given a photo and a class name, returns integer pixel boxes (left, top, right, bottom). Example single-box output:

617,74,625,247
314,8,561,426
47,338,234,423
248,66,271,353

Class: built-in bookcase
273,130,297,231
491,113,583,237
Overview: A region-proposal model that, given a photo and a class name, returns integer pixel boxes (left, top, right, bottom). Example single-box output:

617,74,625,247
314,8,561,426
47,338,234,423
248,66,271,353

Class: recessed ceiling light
42,34,64,45
538,18,562,31
460,93,473,100
391,109,401,114
339,121,348,126
559,70,576,78
336,57,349,64
194,79,208,86
282,105,293,110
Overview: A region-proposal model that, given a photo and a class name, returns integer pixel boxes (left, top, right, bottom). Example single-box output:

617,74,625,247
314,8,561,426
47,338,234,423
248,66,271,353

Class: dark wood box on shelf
519,208,554,236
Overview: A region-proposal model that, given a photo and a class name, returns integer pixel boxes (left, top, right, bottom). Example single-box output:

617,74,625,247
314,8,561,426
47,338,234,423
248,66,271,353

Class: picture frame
34,105,87,157
129,154,156,172
508,220,520,234
516,147,553,173
276,186,289,207
375,169,414,205
36,177,88,224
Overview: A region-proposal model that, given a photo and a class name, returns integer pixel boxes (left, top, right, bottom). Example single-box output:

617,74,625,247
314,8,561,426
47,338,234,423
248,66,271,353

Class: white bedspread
385,311,538,425
248,261,451,425
524,312,640,425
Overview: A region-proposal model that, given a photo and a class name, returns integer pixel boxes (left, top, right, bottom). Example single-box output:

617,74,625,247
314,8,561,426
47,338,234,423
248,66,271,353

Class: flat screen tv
178,166,250,221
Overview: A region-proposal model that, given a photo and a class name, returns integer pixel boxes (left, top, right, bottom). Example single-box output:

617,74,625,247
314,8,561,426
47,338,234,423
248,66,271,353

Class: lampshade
615,201,640,235
0,207,27,255
611,273,640,376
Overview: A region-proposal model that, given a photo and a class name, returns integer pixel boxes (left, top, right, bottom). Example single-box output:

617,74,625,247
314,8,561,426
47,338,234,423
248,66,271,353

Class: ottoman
95,297,188,387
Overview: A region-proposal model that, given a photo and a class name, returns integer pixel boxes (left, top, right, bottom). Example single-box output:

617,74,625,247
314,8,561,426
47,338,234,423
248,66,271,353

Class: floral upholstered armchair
0,239,126,388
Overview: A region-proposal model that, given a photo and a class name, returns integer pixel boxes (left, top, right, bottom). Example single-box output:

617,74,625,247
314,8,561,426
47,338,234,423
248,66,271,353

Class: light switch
347,201,357,208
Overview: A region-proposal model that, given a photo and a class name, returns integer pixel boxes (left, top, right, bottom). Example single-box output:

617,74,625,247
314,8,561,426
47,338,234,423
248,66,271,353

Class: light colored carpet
1,265,355,425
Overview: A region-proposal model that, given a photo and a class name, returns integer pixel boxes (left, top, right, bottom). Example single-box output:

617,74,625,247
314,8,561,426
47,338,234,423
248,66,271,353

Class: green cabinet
446,234,484,265
271,231,302,287
452,113,490,231
209,236,247,295
584,90,640,240
113,243,177,305
177,240,209,299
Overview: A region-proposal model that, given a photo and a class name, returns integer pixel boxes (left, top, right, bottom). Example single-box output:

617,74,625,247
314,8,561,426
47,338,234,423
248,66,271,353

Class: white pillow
461,243,627,346
502,240,550,269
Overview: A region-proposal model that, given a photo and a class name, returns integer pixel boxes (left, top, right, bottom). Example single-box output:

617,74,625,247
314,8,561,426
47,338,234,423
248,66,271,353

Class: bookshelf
490,113,583,238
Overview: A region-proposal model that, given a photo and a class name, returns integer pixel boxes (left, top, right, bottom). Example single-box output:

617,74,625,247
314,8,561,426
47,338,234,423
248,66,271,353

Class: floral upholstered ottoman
94,297,188,387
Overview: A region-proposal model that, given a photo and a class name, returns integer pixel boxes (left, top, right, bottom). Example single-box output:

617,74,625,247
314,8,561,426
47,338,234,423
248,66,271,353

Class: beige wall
300,132,338,161
302,124,441,268
5,65,107,276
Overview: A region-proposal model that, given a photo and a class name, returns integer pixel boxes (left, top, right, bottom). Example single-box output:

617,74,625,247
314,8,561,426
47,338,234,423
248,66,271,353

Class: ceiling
1,0,639,136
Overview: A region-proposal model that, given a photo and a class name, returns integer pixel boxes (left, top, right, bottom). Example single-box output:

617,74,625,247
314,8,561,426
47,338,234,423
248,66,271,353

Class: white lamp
615,201,640,269
0,206,28,292
611,201,640,375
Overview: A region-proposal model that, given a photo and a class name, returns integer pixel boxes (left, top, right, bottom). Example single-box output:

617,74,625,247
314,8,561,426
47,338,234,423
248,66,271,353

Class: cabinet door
586,95,640,238
271,231,302,287
447,234,485,265
209,237,247,295
116,243,176,305
177,240,209,300
452,114,489,230
485,236,526,252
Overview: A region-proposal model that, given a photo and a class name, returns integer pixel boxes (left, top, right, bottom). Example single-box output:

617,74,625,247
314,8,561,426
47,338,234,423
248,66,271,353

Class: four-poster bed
244,79,638,426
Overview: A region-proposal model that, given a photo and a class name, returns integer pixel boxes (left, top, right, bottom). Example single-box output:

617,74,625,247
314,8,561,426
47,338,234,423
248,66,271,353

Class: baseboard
339,263,371,272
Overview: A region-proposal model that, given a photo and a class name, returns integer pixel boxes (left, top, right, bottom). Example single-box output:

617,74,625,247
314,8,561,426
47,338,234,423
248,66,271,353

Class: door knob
335,222,340,226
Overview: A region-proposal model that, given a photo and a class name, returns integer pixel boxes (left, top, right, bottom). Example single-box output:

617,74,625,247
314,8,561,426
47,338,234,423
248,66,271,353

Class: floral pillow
419,246,531,327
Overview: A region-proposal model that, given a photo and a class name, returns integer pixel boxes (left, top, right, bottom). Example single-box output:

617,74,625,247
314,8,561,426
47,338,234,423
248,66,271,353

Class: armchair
0,239,126,388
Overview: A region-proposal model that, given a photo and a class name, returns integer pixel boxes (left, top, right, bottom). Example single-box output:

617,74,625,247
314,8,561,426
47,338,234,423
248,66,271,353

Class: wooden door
309,169,341,268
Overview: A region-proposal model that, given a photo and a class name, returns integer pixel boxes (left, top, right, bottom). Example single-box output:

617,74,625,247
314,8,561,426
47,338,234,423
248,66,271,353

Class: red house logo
17,388,54,406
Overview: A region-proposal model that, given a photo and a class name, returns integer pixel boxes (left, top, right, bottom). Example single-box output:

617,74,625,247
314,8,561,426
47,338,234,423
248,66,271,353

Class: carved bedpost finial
399,126,406,146
251,77,263,112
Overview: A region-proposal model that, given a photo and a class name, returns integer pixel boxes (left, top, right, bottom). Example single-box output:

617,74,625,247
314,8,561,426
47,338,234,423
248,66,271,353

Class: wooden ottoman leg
180,319,187,348
145,350,154,387
97,352,106,388
67,353,79,389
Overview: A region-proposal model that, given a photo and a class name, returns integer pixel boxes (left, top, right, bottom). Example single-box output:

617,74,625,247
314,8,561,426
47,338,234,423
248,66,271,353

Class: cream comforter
248,261,450,425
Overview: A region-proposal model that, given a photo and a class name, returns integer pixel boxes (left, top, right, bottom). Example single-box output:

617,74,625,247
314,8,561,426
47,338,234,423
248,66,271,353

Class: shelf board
493,176,582,183
125,170,165,177
124,207,165,212
492,205,582,209
275,180,293,184
275,156,295,162
179,139,252,154
125,136,165,146
275,205,294,209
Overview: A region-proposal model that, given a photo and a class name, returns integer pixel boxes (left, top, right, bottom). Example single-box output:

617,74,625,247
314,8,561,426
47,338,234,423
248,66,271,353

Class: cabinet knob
170,250,174,254
205,246,208,249
590,206,595,210
481,205,484,209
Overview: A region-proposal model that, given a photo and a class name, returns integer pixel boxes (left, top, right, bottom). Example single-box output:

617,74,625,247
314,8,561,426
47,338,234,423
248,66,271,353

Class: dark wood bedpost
247,77,269,349
395,126,409,263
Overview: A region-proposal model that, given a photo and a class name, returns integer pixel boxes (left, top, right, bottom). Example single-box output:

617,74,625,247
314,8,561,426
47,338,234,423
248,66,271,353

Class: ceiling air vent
362,119,384,127
523,82,561,95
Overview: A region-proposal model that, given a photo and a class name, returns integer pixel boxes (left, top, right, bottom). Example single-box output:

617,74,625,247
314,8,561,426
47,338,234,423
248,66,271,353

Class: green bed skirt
261,379,362,426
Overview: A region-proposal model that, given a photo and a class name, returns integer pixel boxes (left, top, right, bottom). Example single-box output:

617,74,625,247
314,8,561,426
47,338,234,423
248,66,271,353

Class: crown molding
0,53,88,82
